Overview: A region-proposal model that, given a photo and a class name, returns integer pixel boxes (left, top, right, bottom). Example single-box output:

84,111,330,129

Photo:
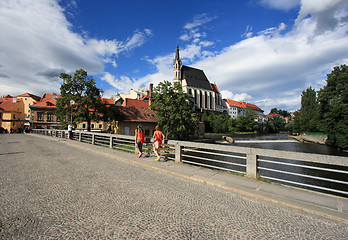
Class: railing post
175,143,183,163
79,132,82,142
246,149,258,179
91,134,95,145
109,136,113,148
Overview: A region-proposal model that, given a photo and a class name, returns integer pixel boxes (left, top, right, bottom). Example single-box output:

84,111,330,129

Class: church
172,43,226,113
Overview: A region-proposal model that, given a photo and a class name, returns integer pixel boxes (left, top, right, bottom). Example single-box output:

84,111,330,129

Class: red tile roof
101,98,114,105
31,93,60,108
0,95,13,104
0,98,23,111
122,98,150,108
17,93,41,101
117,106,157,123
31,98,57,108
264,113,284,119
210,83,220,93
41,93,60,101
224,99,263,112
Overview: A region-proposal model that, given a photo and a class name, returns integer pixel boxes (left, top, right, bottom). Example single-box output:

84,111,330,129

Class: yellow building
17,93,41,127
0,97,25,132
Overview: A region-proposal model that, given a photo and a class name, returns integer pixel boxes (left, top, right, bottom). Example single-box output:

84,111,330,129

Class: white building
224,99,264,123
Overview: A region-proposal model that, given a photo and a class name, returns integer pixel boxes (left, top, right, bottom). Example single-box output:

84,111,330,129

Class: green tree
296,86,319,132
56,69,104,131
265,116,286,133
235,109,258,132
150,81,197,140
100,104,123,133
318,65,348,149
270,108,290,117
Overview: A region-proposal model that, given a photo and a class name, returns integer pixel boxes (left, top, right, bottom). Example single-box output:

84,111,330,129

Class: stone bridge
0,134,347,239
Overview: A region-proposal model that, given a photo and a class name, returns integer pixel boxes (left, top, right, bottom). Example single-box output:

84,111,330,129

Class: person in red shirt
135,124,145,158
153,125,165,161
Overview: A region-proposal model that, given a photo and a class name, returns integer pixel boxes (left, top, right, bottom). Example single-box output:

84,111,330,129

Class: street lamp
70,100,75,125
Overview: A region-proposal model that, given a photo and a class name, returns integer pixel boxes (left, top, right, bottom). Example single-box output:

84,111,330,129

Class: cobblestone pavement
0,134,347,239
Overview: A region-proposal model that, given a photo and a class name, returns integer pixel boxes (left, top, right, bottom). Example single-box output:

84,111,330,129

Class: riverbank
289,134,328,145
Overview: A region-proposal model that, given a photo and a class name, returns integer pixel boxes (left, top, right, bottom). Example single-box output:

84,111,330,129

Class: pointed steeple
175,41,180,61
173,40,182,84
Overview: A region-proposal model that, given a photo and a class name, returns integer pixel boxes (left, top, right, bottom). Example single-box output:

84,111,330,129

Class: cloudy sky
0,0,348,113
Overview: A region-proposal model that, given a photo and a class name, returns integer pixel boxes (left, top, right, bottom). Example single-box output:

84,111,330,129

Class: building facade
224,99,264,123
17,93,41,128
0,97,25,132
30,94,61,129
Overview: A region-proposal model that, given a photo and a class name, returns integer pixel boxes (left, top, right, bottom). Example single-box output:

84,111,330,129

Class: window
91,124,95,129
205,92,208,109
82,123,86,129
99,124,102,129
47,113,53,121
13,114,15,119
145,129,150,136
38,112,43,121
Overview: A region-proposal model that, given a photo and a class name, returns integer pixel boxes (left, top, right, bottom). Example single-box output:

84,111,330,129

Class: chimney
149,83,153,98
12,98,17,103
149,83,153,107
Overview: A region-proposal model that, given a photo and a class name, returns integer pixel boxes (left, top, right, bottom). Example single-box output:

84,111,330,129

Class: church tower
173,41,182,84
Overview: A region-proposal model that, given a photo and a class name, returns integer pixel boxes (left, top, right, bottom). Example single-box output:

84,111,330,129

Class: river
193,133,348,197
218,133,348,157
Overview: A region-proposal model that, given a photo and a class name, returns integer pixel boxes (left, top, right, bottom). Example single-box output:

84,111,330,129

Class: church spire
175,40,180,61
173,40,182,84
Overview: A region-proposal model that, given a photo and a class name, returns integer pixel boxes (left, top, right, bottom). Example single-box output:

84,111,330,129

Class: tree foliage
204,109,258,134
265,116,286,133
318,65,348,149
150,81,197,140
56,69,105,131
296,86,320,132
270,108,290,117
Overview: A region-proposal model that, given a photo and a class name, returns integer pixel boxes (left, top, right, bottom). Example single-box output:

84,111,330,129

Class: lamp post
70,100,75,125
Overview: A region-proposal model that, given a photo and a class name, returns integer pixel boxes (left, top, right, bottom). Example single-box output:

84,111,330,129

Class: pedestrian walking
135,124,145,158
68,124,73,140
153,125,165,161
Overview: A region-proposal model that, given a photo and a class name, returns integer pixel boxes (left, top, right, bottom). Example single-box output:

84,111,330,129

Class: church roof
181,65,212,90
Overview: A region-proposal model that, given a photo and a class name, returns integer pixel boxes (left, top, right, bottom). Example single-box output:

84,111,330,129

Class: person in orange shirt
152,125,165,161
135,124,145,158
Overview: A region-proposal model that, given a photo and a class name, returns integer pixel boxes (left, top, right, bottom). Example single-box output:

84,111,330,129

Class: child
153,125,165,161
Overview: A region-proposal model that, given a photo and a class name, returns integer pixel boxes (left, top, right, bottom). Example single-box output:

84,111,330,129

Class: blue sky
1,0,348,113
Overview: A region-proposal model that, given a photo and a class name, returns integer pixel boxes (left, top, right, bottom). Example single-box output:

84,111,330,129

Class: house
115,106,158,137
112,86,150,105
224,99,264,123
16,93,41,128
173,42,225,113
30,94,61,129
76,97,158,137
0,97,25,132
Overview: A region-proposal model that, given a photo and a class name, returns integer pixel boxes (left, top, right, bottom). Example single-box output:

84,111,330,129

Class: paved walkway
0,134,347,239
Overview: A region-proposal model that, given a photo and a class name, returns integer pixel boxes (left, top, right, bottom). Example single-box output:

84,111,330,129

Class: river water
189,133,348,197
221,133,348,157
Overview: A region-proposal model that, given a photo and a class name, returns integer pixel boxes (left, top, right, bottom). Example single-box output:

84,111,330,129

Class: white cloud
184,13,216,30
259,0,301,11
221,90,252,102
295,0,348,34
101,72,152,94
0,0,151,96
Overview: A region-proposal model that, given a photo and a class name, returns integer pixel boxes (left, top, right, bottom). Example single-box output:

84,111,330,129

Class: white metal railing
32,129,348,197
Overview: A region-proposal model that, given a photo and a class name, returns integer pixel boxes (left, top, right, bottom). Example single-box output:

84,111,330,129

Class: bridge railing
32,129,348,197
